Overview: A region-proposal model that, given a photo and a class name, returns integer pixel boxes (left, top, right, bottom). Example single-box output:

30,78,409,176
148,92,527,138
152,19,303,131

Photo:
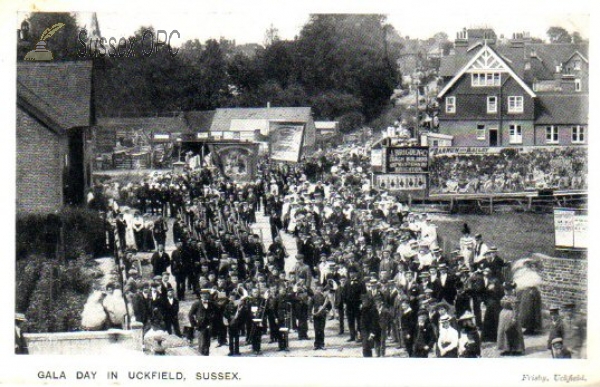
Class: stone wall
24,325,143,355
537,252,587,316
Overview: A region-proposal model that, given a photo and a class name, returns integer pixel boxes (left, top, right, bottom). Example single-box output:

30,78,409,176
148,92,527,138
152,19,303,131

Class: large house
436,30,588,147
17,62,94,213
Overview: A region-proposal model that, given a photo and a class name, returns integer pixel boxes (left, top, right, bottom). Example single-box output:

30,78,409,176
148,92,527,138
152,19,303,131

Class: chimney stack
454,28,468,54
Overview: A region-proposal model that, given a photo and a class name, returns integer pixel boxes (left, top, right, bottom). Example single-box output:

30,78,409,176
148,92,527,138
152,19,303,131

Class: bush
338,111,365,134
15,255,44,313
19,256,96,333
16,207,106,261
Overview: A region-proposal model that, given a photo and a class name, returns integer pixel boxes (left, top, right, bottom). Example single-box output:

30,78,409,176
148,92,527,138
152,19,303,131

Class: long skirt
497,309,525,353
518,287,542,333
482,300,501,342
143,228,155,252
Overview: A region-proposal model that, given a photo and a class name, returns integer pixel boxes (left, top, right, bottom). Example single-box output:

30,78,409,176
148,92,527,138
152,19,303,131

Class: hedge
16,207,106,261
17,256,95,333
16,207,104,333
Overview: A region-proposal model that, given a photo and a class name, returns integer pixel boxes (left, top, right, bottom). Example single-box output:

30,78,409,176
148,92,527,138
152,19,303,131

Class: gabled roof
439,42,589,81
17,61,93,128
210,107,313,133
565,50,589,64
437,45,536,98
535,94,588,125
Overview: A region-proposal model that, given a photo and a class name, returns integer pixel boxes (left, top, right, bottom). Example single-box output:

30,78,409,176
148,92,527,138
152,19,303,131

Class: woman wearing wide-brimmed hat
496,281,525,356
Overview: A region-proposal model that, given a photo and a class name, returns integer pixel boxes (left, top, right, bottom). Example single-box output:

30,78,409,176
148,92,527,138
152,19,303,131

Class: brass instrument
228,296,247,327
251,297,267,327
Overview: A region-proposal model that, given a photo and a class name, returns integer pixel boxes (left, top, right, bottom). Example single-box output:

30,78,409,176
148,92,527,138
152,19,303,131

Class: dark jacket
189,300,215,330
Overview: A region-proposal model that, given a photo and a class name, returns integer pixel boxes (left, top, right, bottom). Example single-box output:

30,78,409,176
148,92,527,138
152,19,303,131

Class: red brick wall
538,253,587,316
16,107,66,213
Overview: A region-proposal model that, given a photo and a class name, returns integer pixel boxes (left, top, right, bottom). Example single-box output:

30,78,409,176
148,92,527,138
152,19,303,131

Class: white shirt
440,273,447,287
438,326,459,355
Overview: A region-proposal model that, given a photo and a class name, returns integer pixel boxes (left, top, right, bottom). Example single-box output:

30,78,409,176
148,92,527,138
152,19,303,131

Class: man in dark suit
189,290,215,356
132,282,151,329
335,276,347,335
360,284,380,357
223,291,245,356
163,288,182,337
399,298,417,357
151,245,170,277
343,271,365,342
375,295,393,357
437,264,457,304
170,241,188,301
483,246,506,283
412,309,436,357
312,283,332,350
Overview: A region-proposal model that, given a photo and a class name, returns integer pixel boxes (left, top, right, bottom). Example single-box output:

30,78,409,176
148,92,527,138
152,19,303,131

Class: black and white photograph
2,0,597,386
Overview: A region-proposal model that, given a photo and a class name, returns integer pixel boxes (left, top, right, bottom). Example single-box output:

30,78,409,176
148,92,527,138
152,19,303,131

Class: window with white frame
487,96,497,113
572,126,585,143
509,124,522,144
445,96,456,114
508,96,524,113
477,124,486,140
574,59,582,70
575,79,582,92
546,126,558,144
471,72,501,87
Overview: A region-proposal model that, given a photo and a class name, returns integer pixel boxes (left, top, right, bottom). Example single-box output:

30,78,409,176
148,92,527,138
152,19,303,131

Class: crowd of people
429,147,587,194
83,143,585,358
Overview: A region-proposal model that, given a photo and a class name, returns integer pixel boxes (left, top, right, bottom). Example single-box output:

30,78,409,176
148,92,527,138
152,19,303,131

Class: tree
258,40,298,88
19,12,81,60
295,14,400,120
547,26,571,43
264,24,280,47
571,31,583,44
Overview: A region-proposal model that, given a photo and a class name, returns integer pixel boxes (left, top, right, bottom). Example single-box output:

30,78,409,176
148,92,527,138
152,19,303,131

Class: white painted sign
554,208,587,249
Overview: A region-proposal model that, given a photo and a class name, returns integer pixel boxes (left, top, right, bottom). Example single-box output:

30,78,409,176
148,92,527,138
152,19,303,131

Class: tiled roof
535,94,588,125
209,107,313,133
96,115,190,134
439,42,589,81
17,61,93,128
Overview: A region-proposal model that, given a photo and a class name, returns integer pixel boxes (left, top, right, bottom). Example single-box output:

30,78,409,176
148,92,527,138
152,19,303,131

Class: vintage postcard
1,0,597,386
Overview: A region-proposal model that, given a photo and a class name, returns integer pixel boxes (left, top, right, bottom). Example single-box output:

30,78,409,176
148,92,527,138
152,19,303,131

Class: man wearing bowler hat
189,289,215,356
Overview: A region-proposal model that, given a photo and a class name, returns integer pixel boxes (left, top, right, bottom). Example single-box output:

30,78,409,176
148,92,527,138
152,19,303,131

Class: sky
15,1,590,47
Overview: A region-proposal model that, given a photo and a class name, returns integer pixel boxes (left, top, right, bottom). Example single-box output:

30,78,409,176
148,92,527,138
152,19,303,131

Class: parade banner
208,142,259,182
269,122,305,163
554,208,587,249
